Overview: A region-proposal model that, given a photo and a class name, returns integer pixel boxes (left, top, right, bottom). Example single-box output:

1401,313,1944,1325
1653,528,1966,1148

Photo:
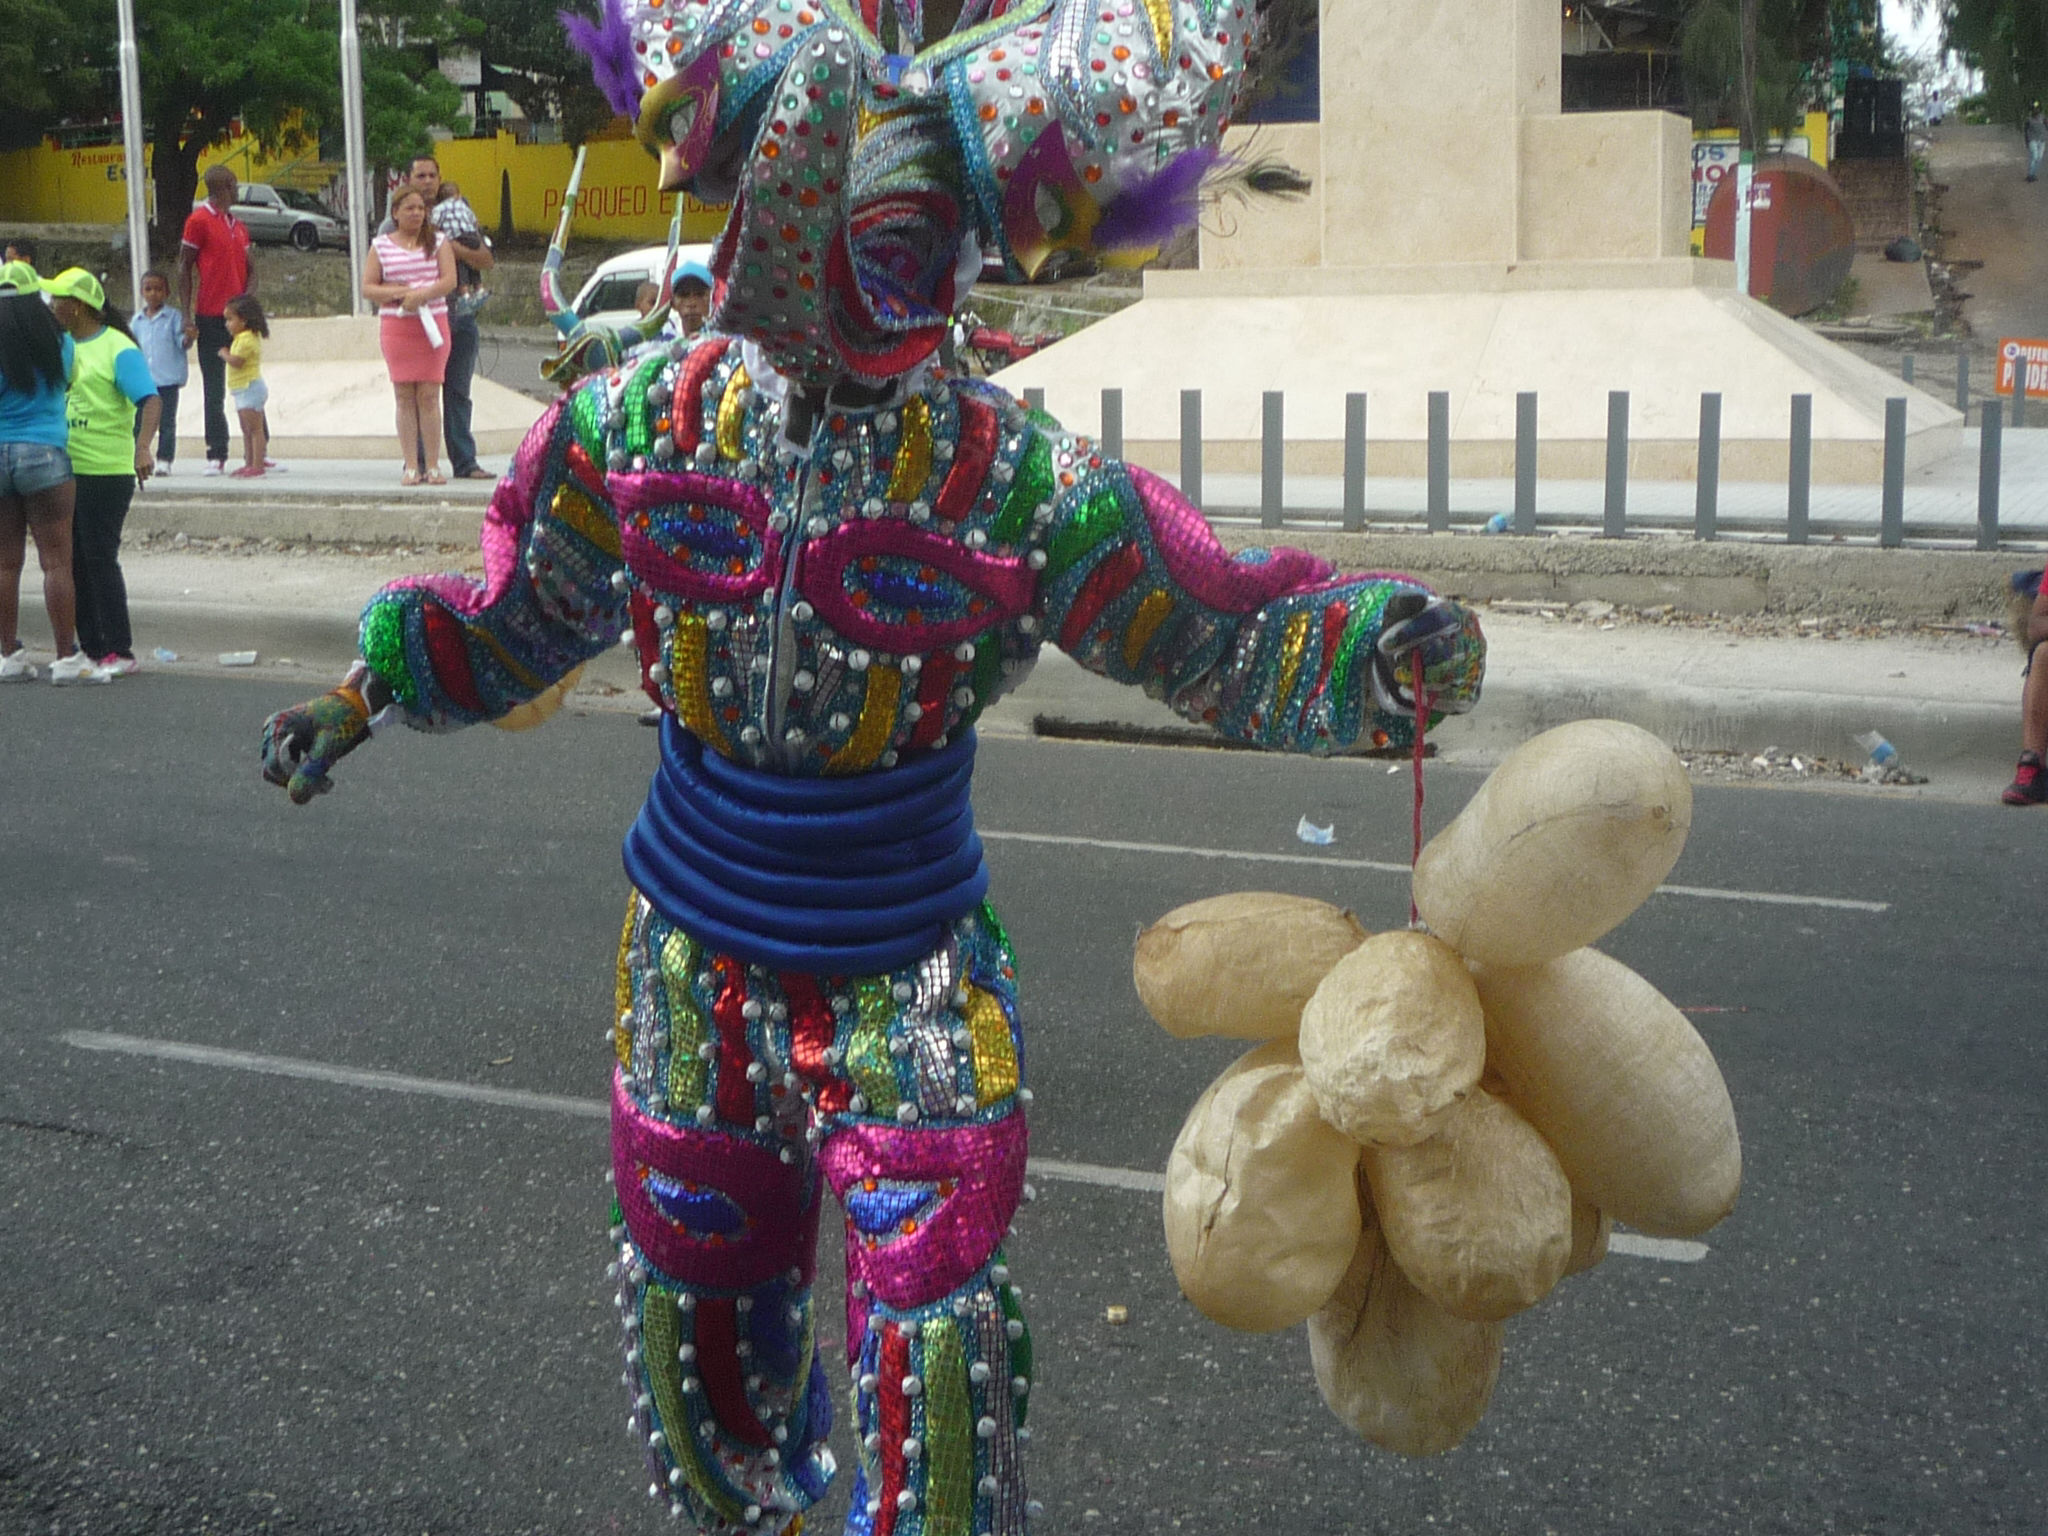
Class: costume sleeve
356,388,631,730
111,345,157,405
1031,439,1483,752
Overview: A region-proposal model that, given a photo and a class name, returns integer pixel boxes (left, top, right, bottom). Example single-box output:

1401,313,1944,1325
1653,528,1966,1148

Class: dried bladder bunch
1134,720,1741,1456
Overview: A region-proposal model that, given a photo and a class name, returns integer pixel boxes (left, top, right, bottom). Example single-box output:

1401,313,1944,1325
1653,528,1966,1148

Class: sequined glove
260,672,375,805
1372,593,1485,718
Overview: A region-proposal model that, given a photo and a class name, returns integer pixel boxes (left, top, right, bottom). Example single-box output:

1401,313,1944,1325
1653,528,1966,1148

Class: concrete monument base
992,258,1961,485
174,316,548,462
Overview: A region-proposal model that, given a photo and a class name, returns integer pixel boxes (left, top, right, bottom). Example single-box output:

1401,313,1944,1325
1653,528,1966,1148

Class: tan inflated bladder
1412,720,1692,967
1309,1217,1503,1458
1474,947,1741,1239
1298,931,1485,1147
1564,1198,1612,1276
1162,1039,1364,1331
1362,1085,1573,1321
1134,892,1370,1040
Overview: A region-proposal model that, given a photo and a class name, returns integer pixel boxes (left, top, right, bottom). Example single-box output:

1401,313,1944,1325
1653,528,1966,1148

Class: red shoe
2002,753,2046,806
229,465,266,479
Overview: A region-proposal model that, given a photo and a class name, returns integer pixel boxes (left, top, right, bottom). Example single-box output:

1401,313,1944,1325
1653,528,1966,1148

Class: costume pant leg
612,894,836,1535
812,910,1036,1536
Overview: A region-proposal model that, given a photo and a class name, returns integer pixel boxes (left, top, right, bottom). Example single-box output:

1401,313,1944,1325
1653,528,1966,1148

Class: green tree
1943,0,2048,123
470,0,615,145
0,0,107,149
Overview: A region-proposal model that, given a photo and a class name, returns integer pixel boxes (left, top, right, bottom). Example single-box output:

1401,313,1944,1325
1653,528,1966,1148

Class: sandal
422,469,448,486
401,468,422,486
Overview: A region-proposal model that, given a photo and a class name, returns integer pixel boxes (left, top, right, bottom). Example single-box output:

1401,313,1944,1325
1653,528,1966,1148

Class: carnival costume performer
259,0,1486,1527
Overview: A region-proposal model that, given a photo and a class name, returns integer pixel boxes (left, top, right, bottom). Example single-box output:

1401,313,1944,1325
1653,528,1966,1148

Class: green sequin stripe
921,1319,975,1536
846,976,902,1113
641,1287,749,1523
621,355,669,458
976,899,1017,978
999,1280,1031,1427
953,634,1005,735
990,432,1052,545
660,928,710,1112
1326,585,1392,739
358,598,421,710
1024,406,1060,434
1043,478,1125,580
569,378,606,462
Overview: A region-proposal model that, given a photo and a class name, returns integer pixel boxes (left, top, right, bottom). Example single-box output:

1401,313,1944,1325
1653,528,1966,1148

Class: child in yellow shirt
219,294,270,479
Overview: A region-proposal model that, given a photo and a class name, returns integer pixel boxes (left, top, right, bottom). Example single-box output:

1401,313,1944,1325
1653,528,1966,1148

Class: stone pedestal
995,0,1959,483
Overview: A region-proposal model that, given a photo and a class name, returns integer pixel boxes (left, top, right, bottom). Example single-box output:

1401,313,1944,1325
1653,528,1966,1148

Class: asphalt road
1,675,2043,1535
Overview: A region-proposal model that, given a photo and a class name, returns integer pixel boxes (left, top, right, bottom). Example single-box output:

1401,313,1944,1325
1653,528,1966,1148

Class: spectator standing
131,270,190,474
2026,106,2047,182
4,239,37,268
45,267,157,677
0,260,99,684
177,164,253,475
365,187,457,486
663,261,713,340
379,155,496,480
221,294,270,479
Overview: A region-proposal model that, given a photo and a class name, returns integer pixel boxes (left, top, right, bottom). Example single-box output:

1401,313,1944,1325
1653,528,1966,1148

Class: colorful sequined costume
260,0,1486,1529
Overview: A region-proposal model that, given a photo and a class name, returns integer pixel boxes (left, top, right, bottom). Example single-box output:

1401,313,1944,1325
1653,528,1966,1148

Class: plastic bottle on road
1853,731,1898,770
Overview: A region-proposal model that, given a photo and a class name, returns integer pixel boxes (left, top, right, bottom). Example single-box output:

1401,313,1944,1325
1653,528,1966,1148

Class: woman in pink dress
364,188,456,486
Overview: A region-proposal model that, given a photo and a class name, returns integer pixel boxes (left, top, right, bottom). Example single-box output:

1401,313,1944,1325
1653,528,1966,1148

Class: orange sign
1996,338,2048,396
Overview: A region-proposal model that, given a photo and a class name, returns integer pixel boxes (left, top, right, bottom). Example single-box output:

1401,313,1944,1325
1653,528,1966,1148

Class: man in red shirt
177,165,254,476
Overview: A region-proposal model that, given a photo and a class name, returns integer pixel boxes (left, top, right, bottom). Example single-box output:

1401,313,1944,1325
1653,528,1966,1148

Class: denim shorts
0,441,73,498
232,379,269,412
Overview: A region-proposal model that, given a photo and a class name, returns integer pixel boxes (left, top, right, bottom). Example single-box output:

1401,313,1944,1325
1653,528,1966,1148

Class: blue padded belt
623,718,989,975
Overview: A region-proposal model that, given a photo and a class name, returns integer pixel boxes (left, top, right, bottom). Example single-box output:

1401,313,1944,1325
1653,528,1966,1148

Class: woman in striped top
364,187,457,485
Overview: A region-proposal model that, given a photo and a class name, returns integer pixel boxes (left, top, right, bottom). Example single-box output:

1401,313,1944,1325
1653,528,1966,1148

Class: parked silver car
199,184,344,251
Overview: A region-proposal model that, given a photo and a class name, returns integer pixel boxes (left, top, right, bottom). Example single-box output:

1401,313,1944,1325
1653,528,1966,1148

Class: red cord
1410,662,1430,928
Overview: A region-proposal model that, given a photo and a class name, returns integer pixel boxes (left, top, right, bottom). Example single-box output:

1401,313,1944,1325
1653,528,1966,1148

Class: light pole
114,0,150,306
339,0,371,314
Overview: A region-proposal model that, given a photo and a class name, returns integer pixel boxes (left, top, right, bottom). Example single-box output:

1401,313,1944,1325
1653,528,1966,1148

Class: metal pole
1901,352,1915,387
1787,394,1812,544
1342,392,1367,533
1179,389,1202,511
1880,396,1906,547
1514,391,1537,536
1426,390,1450,533
1023,387,1045,413
2016,356,2028,428
1099,388,1123,460
339,0,371,316
1695,392,1721,541
1603,390,1629,538
1977,398,2002,551
1733,152,1754,297
1957,348,1970,415
114,0,149,307
1260,391,1284,529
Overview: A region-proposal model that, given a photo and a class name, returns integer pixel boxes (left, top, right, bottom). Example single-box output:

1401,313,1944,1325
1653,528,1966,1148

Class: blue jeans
196,314,232,464
442,310,479,473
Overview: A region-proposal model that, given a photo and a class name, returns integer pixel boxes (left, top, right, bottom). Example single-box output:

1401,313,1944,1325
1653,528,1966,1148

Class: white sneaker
155,461,173,476
99,654,140,678
0,648,37,682
49,651,111,685
205,460,226,477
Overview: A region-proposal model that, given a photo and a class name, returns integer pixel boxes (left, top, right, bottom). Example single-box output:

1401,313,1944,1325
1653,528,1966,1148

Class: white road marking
59,1030,1705,1264
979,830,1888,913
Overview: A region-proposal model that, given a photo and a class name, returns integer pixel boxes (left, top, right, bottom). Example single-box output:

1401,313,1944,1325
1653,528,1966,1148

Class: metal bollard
1695,393,1722,541
1978,398,2003,551
1514,391,1538,536
1957,349,1971,415
1024,386,1045,413
1880,397,1906,547
1179,389,1202,511
1902,352,1915,387
1342,392,1367,533
1787,394,1812,545
1427,391,1450,533
1260,390,1284,529
1603,391,1629,538
1100,388,1123,459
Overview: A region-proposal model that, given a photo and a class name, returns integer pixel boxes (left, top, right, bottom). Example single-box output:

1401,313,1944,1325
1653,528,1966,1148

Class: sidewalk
73,543,2031,806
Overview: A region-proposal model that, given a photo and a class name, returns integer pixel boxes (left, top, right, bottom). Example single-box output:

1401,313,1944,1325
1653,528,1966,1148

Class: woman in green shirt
45,268,159,675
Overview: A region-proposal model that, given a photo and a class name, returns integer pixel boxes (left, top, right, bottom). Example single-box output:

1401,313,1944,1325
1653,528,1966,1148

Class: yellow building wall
0,129,725,243
1688,110,1832,254
431,134,728,242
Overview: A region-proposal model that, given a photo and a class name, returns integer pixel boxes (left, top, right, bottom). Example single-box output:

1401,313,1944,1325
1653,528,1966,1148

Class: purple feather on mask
560,0,643,122
1092,145,1219,253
